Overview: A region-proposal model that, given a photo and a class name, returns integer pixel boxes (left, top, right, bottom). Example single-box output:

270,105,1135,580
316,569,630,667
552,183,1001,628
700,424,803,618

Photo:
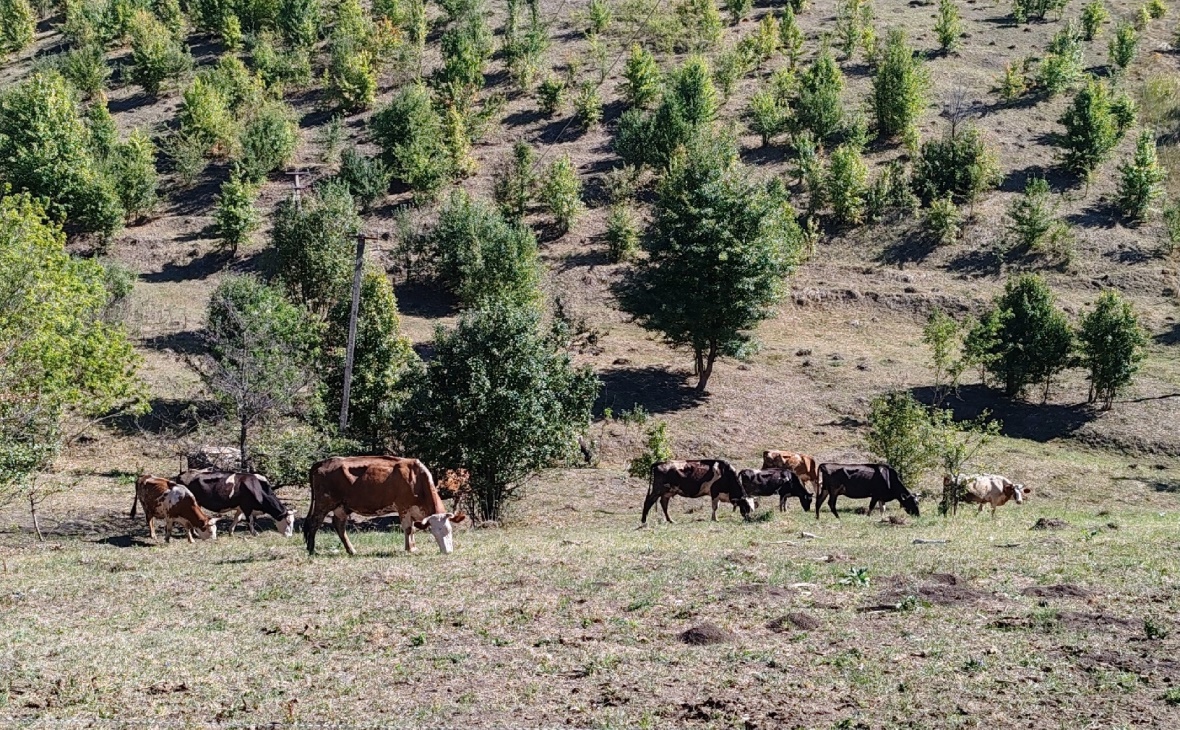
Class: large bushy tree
270,181,361,313
1058,78,1128,178
396,300,599,522
620,137,803,392
1077,290,1147,409
872,29,929,142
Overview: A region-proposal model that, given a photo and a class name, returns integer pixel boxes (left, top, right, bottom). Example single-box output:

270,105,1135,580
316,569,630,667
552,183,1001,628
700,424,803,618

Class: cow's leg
640,491,660,525
867,498,878,516
186,522,195,543
303,505,331,555
229,509,243,536
332,507,357,556
660,495,674,524
711,497,719,522
402,517,416,553
164,517,173,544
828,494,840,519
248,513,258,536
146,515,156,542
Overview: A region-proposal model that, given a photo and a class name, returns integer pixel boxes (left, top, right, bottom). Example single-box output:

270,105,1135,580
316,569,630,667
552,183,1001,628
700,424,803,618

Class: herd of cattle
129,451,1032,555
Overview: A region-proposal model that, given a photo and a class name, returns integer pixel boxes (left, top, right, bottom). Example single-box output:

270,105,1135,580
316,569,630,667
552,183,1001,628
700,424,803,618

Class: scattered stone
830,353,845,361
679,623,735,645
1031,518,1070,531
611,358,630,366
800,531,818,539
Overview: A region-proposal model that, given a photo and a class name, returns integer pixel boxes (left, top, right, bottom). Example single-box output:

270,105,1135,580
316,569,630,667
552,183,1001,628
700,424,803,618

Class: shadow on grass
1150,480,1180,493
106,397,221,437
140,249,231,283
139,330,206,356
92,534,155,548
594,366,707,417
912,384,1098,442
1155,323,1180,346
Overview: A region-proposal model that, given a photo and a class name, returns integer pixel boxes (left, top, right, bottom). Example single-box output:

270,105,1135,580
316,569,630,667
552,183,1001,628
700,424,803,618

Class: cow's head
191,518,217,541
1006,483,1031,505
899,490,920,517
278,511,295,537
413,512,467,554
798,490,813,513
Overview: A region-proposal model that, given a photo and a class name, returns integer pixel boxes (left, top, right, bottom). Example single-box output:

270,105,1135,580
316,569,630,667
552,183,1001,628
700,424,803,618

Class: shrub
422,189,541,307
108,128,158,222
835,0,873,60
865,160,918,223
128,10,192,96
278,0,321,47
1,0,35,54
606,203,641,262
326,47,377,111
86,98,118,160
1115,129,1166,222
1147,0,1167,18
1012,0,1068,22
866,392,939,492
972,273,1073,399
251,32,313,91
58,43,111,97
925,195,961,244
724,0,751,24
873,29,929,141
779,5,804,68
628,421,672,479
540,155,584,233
588,0,611,33
1081,0,1108,39
371,84,453,200
493,140,538,221
935,0,962,53
913,126,1001,205
504,3,547,91
827,144,868,225
214,174,260,253
538,74,566,116
713,42,755,101
1006,177,1056,250
797,45,845,141
1108,21,1138,71
270,181,360,313
439,3,494,88
178,77,237,156
237,102,299,183
622,44,661,108
1037,22,1085,96
675,0,723,52
997,62,1027,102
333,147,390,213
746,88,790,147
1078,290,1146,409
574,82,603,128
1058,78,1124,178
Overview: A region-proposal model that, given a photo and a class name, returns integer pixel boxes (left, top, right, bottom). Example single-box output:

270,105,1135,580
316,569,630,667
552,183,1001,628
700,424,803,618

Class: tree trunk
29,492,43,542
696,342,719,393
239,417,248,471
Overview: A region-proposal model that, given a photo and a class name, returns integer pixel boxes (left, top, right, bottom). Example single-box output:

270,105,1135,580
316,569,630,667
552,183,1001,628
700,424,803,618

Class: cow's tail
129,488,138,518
302,461,321,554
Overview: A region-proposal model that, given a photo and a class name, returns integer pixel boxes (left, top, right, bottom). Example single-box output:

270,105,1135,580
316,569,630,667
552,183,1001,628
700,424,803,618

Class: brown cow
944,474,1032,516
763,450,820,490
130,475,217,543
304,456,466,555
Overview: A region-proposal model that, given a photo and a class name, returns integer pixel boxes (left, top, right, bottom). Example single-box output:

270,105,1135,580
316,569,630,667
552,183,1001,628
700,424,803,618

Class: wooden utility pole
339,232,378,431
285,169,311,211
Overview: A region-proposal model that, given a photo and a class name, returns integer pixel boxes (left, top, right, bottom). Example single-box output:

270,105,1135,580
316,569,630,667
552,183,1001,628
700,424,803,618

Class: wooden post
339,233,377,431
285,169,311,211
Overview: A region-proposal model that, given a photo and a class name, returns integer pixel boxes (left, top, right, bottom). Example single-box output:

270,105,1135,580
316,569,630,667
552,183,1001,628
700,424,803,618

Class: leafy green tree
270,181,360,312
201,276,322,469
336,147,392,212
108,128,159,222
1077,289,1147,409
0,72,123,239
747,87,790,147
492,140,538,220
1115,129,1166,222
614,55,718,170
178,77,238,157
827,143,869,225
1081,0,1109,39
1108,20,1138,71
540,155,584,232
325,269,416,449
606,203,640,262
925,194,961,244
279,0,321,47
396,300,600,521
913,126,1001,205
1,0,35,54
971,273,1073,399
214,174,260,253
0,194,144,530
866,391,938,492
873,29,929,141
128,9,192,96
1006,176,1057,250
371,83,453,200
797,45,845,142
935,0,962,52
1058,78,1125,178
932,410,1001,516
922,308,963,404
421,189,541,307
628,421,673,479
620,138,802,392
439,0,494,87
237,101,299,183
1037,22,1085,96
622,44,661,108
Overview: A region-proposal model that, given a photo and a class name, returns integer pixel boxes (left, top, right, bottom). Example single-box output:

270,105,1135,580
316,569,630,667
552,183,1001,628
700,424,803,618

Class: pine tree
1115,129,1166,222
827,143,868,225
972,273,1073,400
797,45,845,141
872,29,929,141
622,44,661,108
1081,0,1109,40
779,6,804,68
540,155,584,232
1108,21,1138,71
1058,78,1125,179
935,0,963,53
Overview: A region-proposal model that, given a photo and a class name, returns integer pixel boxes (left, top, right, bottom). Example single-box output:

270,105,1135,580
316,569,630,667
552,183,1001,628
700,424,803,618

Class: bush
797,45,845,141
712,42,754,101
326,47,377,111
746,87,790,147
997,62,1027,102
925,195,961,244
270,181,360,311
1147,0,1167,18
622,44,661,108
1108,21,1138,71
58,43,111,97
873,29,929,141
1037,22,1085,96
537,74,566,116
423,189,541,307
1078,290,1147,409
108,128,158,222
179,77,237,157
253,426,352,487
935,0,962,52
278,0,321,47
913,126,1001,205
214,174,260,253
1006,177,1056,250
574,82,603,128
1081,0,1108,39
540,155,584,233
1012,0,1068,22
1115,129,1166,222
336,147,392,212
128,10,192,96
836,0,873,60
439,2,494,88
162,132,208,188
371,83,453,200
1,0,35,54
724,0,751,24
237,102,299,183
866,392,939,492
827,144,868,225
675,0,723,52
865,160,917,223
86,99,118,160
779,5,804,68
492,140,538,220
1058,78,1125,178
972,273,1073,399
251,32,313,91
606,203,641,262
628,421,672,479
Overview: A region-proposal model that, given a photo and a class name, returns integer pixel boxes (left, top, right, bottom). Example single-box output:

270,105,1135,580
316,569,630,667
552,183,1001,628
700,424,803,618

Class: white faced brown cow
130,475,217,543
304,456,466,555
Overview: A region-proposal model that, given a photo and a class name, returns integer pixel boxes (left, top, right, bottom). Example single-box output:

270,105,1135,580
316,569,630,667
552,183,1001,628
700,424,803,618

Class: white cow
944,474,1031,516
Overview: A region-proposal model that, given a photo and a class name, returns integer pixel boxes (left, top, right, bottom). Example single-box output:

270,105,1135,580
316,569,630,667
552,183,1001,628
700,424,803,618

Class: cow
944,474,1031,516
176,468,294,537
763,450,821,491
815,463,920,520
304,456,466,555
738,468,813,513
640,459,753,525
129,475,217,543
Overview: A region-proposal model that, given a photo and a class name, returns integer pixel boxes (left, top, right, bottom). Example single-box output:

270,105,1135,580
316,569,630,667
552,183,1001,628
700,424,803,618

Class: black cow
176,469,295,537
738,468,813,513
640,460,753,525
815,463,919,520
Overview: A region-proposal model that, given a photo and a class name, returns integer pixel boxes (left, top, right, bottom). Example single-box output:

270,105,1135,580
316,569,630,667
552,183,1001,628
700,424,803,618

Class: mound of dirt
767,612,821,632
679,623,735,645
880,575,986,606
1022,584,1093,599
1031,518,1071,530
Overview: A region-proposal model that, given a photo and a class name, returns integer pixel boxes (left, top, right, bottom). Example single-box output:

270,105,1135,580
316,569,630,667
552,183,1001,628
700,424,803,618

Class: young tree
746,87,791,147
779,5,804,68
214,174,261,253
1077,289,1147,409
931,410,1001,515
1006,176,1058,250
270,181,361,313
866,391,938,492
1081,0,1109,39
621,44,661,108
1058,78,1125,178
237,101,300,184
540,155,584,232
128,10,192,96
0,194,145,533
827,143,869,225
620,138,803,392
935,0,963,53
396,300,599,522
797,45,845,141
873,29,929,141
325,269,416,449
971,273,1073,400
1108,20,1138,71
107,128,159,222
923,308,963,404
371,83,453,200
912,126,1001,206
1115,128,1166,222
200,276,322,469
0,0,35,54
493,140,538,220
335,147,393,213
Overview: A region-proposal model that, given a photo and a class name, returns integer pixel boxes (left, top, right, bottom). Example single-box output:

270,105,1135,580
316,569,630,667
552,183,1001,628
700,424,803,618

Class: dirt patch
1031,518,1072,530
1057,611,1134,632
1063,647,1180,683
679,623,735,646
880,575,987,606
1022,584,1093,599
928,573,960,585
731,584,792,599
767,612,821,632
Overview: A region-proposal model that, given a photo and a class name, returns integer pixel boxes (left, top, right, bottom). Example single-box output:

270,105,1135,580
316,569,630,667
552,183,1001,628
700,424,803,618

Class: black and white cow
176,469,294,537
738,468,813,513
640,460,753,525
815,463,920,520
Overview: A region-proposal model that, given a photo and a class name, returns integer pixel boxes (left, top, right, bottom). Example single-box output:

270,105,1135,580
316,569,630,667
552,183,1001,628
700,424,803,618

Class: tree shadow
139,330,206,356
594,365,708,417
1155,323,1180,346
168,176,224,217
393,279,457,319
1066,198,1120,230
741,144,788,166
1150,480,1180,493
558,247,612,273
107,93,158,115
945,246,1001,276
106,397,221,437
504,107,546,128
912,384,1098,442
878,232,939,266
139,249,231,283
92,535,155,548
999,163,1069,194
1102,246,1152,265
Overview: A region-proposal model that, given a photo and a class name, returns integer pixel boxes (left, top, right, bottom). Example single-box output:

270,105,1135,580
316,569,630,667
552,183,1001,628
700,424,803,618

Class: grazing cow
944,474,1031,516
763,450,821,491
176,469,294,537
738,468,813,513
640,459,753,525
130,476,217,543
815,463,920,520
304,456,466,555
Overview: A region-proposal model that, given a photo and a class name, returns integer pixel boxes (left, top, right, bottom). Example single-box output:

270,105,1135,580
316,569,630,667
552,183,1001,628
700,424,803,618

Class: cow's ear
450,512,466,524
413,520,429,531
